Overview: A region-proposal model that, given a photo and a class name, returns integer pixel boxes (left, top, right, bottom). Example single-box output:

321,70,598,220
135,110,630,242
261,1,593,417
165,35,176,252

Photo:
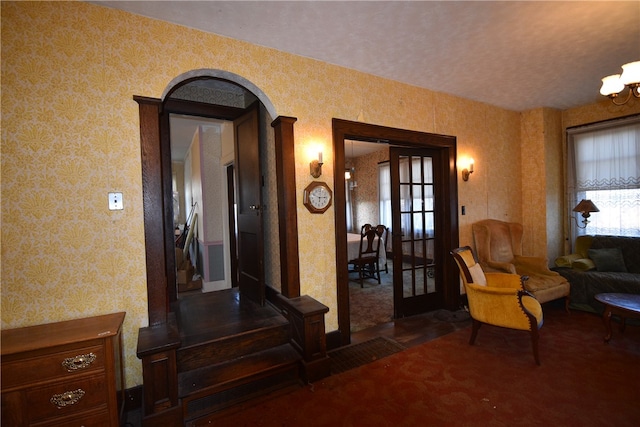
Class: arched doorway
136,70,300,326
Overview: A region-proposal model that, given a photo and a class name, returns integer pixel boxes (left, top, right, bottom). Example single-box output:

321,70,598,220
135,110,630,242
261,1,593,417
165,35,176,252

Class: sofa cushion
572,258,596,271
555,253,581,268
588,247,628,273
590,235,640,274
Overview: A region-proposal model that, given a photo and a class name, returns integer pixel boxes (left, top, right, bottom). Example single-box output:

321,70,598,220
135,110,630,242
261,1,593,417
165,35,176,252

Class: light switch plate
109,192,123,210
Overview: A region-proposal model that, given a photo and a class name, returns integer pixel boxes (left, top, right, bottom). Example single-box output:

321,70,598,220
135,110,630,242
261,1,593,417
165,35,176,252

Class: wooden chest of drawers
1,312,125,426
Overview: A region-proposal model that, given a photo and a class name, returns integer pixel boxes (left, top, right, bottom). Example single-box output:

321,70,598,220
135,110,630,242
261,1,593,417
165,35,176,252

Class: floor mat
328,336,406,374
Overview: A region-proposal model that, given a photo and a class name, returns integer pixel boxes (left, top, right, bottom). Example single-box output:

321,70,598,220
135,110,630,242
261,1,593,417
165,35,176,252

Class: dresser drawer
26,374,108,423
36,408,112,427
2,345,105,390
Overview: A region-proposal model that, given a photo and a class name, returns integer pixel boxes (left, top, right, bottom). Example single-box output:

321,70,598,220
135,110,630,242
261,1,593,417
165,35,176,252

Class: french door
390,147,443,317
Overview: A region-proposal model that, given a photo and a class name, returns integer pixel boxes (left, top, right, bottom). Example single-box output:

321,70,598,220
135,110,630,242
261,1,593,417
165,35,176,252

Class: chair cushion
468,263,487,286
588,248,628,272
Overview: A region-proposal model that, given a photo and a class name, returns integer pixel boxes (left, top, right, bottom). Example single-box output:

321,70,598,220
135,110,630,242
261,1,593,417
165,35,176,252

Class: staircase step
177,322,290,372
174,289,291,371
179,343,302,421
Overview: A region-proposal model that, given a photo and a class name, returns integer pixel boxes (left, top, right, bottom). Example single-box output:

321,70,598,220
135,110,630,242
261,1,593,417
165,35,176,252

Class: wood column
272,116,300,298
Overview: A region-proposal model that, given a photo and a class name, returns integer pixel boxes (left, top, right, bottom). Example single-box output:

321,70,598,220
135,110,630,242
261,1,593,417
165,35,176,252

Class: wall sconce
310,152,323,178
600,60,640,106
572,199,600,228
345,169,351,180
462,158,474,181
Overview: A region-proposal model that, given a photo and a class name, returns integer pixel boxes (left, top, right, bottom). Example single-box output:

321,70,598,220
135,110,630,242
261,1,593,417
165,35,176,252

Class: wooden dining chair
349,226,384,287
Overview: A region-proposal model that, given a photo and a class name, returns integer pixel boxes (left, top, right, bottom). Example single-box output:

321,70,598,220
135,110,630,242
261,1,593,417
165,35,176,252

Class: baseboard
326,330,342,351
123,385,143,413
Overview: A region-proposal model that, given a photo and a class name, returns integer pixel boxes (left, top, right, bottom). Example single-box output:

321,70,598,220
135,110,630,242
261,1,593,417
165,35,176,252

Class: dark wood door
226,164,239,288
234,104,265,305
390,146,444,317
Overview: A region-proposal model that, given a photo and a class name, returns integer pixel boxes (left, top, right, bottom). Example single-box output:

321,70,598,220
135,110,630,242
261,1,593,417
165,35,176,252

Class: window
378,161,391,230
567,115,640,239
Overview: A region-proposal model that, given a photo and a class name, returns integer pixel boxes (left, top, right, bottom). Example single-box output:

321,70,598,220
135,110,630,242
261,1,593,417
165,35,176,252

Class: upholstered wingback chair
451,246,544,364
472,219,570,309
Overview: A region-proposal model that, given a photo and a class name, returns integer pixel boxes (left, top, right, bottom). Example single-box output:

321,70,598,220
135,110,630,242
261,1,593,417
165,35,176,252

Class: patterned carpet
349,265,438,332
349,277,393,332
216,307,640,426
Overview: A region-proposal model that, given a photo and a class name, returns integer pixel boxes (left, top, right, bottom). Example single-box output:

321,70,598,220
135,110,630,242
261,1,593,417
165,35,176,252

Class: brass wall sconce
310,152,323,178
573,199,599,228
462,159,474,181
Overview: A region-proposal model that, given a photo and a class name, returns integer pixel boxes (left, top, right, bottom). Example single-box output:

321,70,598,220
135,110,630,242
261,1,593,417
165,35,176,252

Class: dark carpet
215,307,640,426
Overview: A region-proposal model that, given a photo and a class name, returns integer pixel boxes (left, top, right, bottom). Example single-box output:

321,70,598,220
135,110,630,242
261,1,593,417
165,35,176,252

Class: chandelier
600,61,640,105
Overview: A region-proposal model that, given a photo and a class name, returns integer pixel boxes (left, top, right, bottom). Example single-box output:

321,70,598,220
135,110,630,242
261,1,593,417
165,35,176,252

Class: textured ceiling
93,1,639,112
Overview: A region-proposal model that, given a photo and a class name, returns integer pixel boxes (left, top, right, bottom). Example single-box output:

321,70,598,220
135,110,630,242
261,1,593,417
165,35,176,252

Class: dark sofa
552,235,640,313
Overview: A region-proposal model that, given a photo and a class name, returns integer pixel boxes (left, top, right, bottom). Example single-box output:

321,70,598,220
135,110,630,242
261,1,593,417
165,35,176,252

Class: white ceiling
93,1,639,112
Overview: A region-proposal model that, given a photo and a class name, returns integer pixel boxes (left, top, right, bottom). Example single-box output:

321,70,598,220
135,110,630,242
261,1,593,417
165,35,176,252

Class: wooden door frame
135,87,300,326
331,118,460,347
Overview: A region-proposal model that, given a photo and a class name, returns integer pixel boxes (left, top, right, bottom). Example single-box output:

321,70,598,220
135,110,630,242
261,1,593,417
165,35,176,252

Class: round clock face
309,186,330,209
304,181,332,213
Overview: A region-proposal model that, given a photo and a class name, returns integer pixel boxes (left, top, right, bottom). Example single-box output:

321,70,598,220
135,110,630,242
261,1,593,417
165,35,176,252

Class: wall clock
303,181,332,214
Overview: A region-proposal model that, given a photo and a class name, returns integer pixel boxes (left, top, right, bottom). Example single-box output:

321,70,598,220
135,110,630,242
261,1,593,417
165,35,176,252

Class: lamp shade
600,74,625,96
573,199,599,214
620,61,640,85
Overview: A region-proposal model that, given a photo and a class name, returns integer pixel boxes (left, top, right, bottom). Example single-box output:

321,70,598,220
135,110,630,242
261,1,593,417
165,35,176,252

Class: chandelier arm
611,89,633,106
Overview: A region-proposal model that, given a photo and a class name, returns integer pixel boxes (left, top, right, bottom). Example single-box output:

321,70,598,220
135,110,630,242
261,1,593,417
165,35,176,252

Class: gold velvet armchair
472,219,570,310
451,246,544,365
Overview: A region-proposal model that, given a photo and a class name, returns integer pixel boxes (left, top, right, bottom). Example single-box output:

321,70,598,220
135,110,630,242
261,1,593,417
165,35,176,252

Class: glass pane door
391,147,441,317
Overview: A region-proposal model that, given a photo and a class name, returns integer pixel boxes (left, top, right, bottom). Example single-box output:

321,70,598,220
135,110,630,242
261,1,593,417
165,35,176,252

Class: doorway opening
136,69,294,325
332,119,460,346
164,80,278,306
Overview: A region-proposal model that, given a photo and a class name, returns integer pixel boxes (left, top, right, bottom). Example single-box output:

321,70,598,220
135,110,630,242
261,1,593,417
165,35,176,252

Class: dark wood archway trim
135,95,168,326
135,94,301,324
331,118,460,346
272,116,301,298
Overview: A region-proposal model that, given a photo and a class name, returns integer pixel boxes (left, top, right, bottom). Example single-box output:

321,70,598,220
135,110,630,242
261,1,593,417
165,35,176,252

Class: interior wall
3,1,623,387
172,161,186,226
520,108,564,263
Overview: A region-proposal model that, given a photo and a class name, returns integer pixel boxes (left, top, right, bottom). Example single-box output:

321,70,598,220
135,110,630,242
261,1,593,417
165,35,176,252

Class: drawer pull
62,353,96,371
50,388,85,408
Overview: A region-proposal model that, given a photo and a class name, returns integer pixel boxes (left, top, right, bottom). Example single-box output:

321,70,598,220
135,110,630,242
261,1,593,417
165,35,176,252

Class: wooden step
179,343,302,422
173,289,292,372
177,321,291,372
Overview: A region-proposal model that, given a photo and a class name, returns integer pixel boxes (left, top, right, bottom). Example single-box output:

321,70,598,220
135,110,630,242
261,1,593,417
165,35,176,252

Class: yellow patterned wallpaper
3,2,637,388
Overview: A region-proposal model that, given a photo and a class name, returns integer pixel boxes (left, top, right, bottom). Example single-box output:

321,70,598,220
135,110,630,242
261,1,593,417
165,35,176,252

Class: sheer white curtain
346,178,354,233
567,116,640,240
378,162,391,231
398,156,433,239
